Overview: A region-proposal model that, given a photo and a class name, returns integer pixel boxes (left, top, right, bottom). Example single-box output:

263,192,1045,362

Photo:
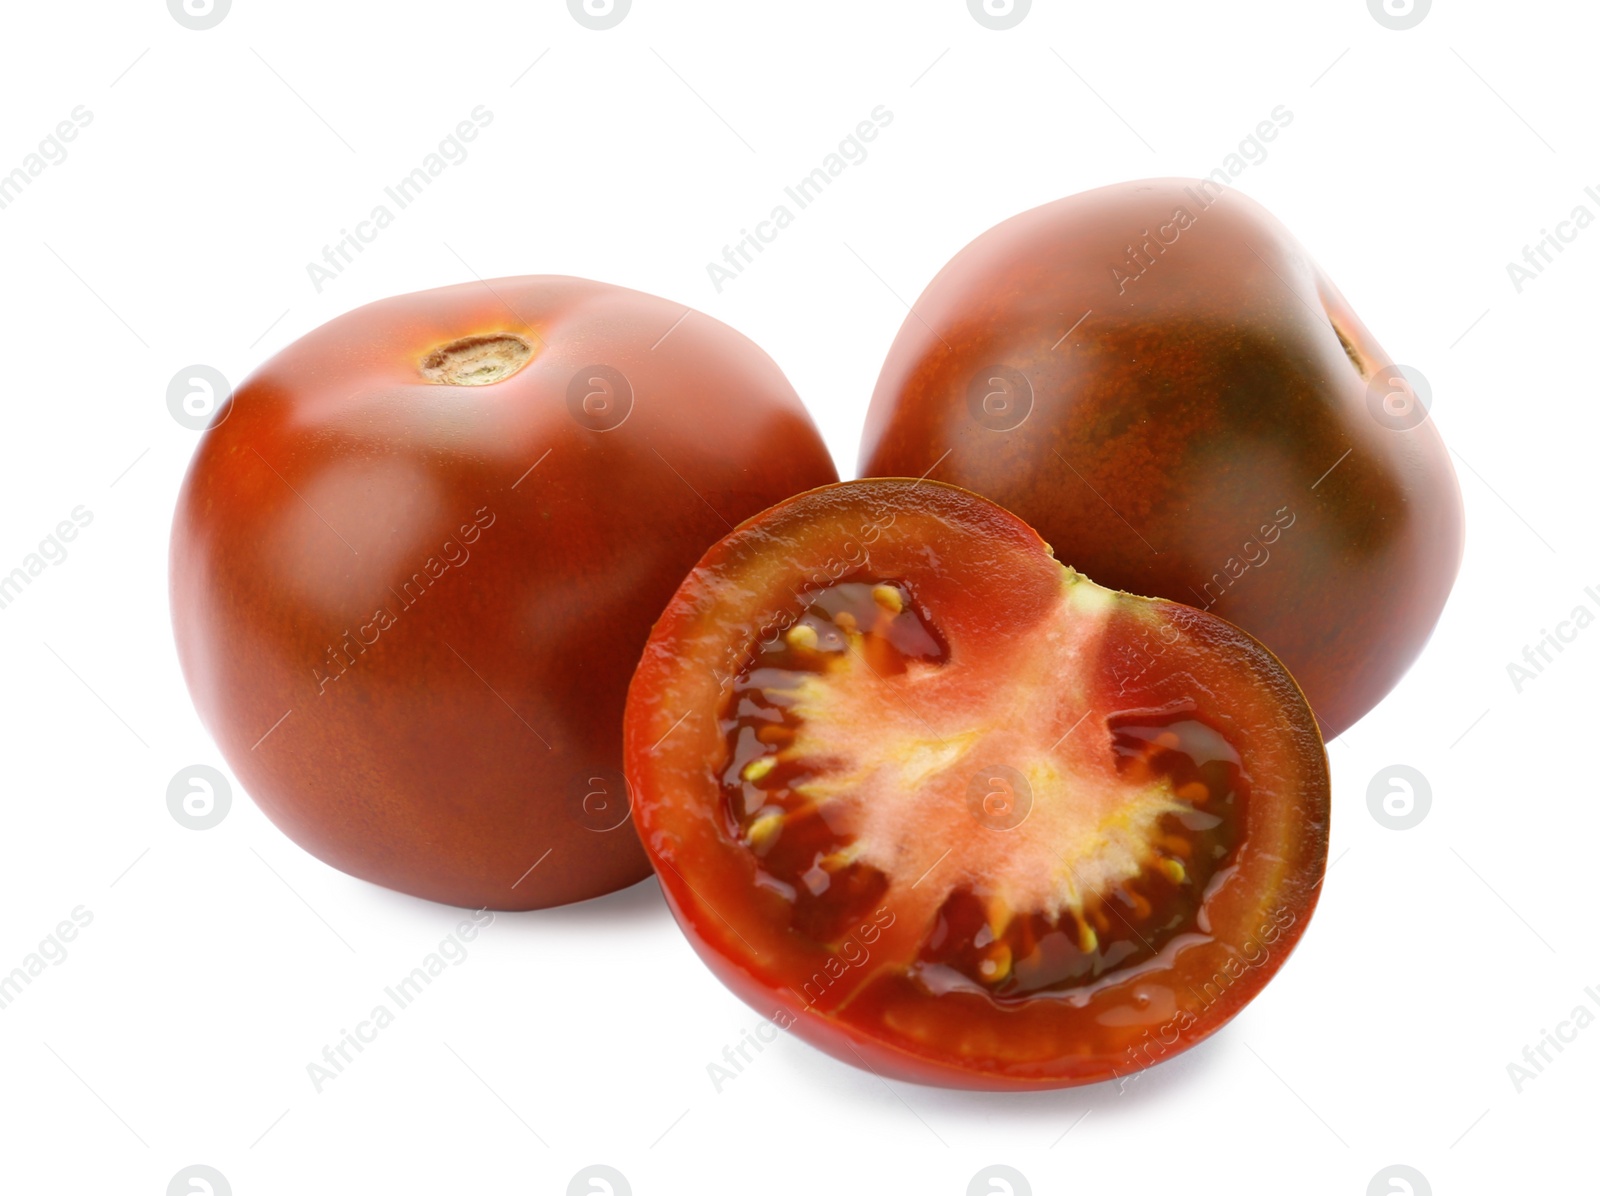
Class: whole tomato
859,179,1464,737
171,276,837,910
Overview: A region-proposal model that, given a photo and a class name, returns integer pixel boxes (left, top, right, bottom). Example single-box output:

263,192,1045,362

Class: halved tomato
624,479,1329,1089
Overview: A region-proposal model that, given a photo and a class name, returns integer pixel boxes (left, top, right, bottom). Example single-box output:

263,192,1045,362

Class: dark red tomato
860,178,1464,738
171,276,837,910
625,479,1329,1089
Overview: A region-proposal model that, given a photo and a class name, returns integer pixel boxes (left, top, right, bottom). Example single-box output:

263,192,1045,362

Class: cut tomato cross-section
625,479,1330,1089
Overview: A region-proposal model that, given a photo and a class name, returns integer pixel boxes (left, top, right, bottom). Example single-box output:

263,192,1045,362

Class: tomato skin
658,876,1316,1091
626,479,1329,1089
859,178,1464,738
170,276,837,910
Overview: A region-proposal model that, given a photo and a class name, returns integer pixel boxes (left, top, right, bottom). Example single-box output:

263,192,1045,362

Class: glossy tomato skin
859,179,1464,738
171,276,837,910
626,479,1329,1089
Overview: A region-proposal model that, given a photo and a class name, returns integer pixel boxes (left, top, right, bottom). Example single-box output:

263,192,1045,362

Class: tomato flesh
626,479,1329,1089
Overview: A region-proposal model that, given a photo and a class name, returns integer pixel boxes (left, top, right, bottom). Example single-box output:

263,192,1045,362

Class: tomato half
625,479,1329,1088
171,275,836,910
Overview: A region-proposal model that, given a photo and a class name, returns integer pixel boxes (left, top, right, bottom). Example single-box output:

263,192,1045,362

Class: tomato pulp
171,275,837,910
625,479,1329,1088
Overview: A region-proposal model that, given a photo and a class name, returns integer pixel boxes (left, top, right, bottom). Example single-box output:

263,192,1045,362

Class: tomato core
717,571,1247,1007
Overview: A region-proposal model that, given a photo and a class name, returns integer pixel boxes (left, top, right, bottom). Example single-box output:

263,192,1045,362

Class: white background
1,1,1593,1193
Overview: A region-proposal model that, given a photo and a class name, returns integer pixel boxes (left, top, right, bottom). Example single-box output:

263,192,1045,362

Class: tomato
624,479,1329,1089
859,178,1464,738
170,276,837,910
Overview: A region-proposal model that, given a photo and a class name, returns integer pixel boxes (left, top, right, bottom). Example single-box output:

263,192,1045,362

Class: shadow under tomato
330,861,669,929
505,872,670,931
776,1009,1235,1124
